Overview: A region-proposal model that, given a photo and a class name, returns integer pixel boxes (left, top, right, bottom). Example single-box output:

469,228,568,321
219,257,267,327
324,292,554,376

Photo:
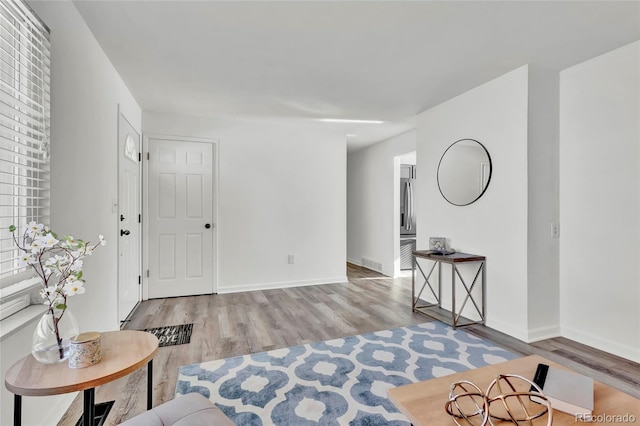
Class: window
0,0,50,320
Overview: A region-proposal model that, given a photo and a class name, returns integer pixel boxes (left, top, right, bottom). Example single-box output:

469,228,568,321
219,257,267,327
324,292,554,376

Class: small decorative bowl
69,331,102,369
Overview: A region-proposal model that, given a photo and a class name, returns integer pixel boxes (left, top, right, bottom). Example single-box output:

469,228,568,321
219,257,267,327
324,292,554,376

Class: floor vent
361,258,382,272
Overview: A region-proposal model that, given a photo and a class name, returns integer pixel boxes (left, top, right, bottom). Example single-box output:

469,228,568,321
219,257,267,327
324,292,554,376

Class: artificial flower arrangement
10,222,105,362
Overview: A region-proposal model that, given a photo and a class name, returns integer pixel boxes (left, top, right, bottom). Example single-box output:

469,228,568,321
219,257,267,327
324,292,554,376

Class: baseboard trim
381,267,394,277
346,258,361,267
526,324,561,343
561,325,640,363
485,317,528,343
216,276,349,294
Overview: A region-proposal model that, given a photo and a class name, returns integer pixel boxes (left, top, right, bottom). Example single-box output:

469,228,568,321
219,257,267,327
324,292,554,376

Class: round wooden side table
5,330,159,426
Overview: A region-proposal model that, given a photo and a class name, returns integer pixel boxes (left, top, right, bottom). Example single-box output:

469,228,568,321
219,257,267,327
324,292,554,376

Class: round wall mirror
437,139,492,206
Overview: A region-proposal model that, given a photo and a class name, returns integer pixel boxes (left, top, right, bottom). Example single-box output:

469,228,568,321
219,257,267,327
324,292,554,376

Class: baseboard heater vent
361,258,382,272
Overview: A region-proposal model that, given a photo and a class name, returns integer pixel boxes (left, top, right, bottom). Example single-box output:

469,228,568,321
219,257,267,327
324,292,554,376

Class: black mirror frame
436,138,492,206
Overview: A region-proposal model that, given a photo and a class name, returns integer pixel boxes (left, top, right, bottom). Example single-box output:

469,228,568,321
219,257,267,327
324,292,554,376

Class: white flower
99,234,107,246
26,221,44,238
29,240,42,253
45,255,62,266
38,287,49,300
69,259,83,272
37,233,59,248
64,236,83,249
17,253,35,267
63,280,85,296
39,287,64,305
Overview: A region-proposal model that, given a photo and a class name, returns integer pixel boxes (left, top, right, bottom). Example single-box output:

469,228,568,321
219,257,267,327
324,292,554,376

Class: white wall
416,66,530,341
559,41,640,362
0,2,143,424
347,130,416,276
526,66,561,341
143,113,347,293
31,0,142,332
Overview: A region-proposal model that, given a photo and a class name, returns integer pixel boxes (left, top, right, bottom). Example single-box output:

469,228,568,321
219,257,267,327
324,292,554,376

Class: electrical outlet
288,255,295,264
551,223,560,238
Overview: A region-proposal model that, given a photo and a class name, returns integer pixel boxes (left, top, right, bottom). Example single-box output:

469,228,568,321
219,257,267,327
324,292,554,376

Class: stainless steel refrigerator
400,164,416,269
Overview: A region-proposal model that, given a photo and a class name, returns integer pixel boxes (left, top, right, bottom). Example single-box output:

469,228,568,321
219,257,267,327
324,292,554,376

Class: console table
5,330,158,426
412,250,485,328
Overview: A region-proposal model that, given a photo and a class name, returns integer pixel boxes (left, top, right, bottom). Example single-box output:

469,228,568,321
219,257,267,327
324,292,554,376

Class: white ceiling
72,1,640,151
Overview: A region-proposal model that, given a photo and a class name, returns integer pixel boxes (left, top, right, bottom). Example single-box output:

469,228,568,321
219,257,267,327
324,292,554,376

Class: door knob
120,229,130,236
205,223,211,229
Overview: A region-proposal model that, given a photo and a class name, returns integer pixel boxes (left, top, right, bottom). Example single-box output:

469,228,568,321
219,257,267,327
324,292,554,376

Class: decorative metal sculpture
445,374,552,426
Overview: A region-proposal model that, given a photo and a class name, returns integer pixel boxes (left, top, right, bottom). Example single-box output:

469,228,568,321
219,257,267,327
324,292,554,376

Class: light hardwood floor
58,263,640,425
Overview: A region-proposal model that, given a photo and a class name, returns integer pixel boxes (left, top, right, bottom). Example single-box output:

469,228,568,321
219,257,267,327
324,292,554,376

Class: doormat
142,323,193,347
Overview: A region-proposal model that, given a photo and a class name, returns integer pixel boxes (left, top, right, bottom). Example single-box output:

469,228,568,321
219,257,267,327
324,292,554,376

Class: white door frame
142,133,219,300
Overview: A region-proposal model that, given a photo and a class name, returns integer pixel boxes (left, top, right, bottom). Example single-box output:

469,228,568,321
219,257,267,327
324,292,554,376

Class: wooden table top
413,251,485,262
389,355,640,425
5,330,158,396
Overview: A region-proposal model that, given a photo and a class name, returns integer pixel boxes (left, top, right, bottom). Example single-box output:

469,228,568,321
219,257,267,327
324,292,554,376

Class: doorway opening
394,151,417,277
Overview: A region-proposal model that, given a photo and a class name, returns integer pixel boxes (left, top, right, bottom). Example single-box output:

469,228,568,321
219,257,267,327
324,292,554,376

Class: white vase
31,308,79,364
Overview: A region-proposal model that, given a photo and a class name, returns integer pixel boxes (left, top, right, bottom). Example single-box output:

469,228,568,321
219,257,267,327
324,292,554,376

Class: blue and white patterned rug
176,321,517,425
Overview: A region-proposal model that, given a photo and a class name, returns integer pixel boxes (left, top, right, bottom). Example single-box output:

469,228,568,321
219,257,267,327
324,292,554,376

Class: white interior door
146,137,215,298
117,112,142,322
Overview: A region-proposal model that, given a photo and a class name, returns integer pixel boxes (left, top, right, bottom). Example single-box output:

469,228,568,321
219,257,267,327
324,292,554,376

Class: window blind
0,0,50,288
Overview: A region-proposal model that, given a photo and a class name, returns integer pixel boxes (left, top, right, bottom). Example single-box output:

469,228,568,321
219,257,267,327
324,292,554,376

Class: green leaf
76,271,83,279
9,225,15,232
50,231,58,239
55,304,67,310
